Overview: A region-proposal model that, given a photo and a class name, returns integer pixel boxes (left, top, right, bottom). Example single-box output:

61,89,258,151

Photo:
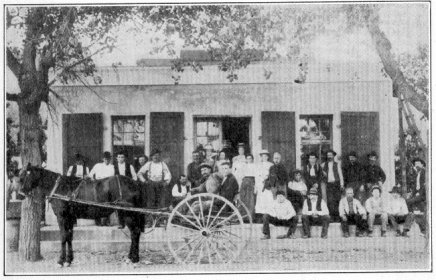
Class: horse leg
57,217,67,267
65,216,75,266
127,218,141,263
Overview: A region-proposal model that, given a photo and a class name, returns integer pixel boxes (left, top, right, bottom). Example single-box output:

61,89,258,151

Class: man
363,151,386,198
232,143,247,187
187,151,202,188
138,149,171,208
203,144,216,168
88,151,115,226
191,163,222,195
388,186,413,237
301,188,330,239
113,151,137,229
171,174,191,208
218,162,239,207
303,152,325,201
339,187,368,237
343,151,366,203
268,152,289,197
135,154,148,173
261,191,299,240
321,149,344,222
365,186,388,237
67,153,90,178
406,158,427,236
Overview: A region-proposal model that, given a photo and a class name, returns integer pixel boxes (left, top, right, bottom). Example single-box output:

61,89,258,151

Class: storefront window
299,115,333,163
112,116,145,161
195,118,222,151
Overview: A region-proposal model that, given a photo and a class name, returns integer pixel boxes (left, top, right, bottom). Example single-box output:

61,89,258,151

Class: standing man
138,149,172,209
134,154,148,173
406,158,427,236
232,143,247,187
67,153,90,179
114,151,137,229
187,151,202,188
339,187,367,237
365,186,388,237
303,152,325,200
321,149,344,222
301,188,330,239
268,152,289,197
88,151,115,226
388,186,413,237
343,151,366,203
216,162,240,210
363,151,386,196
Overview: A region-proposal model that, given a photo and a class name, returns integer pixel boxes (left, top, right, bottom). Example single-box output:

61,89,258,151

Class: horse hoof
57,263,63,268
65,262,71,267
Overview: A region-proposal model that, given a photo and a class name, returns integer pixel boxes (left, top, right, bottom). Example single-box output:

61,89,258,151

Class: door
341,112,380,163
63,113,103,173
150,112,184,204
261,111,296,172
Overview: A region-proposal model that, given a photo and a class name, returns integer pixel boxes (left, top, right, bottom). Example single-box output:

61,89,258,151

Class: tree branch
6,92,21,102
7,49,22,78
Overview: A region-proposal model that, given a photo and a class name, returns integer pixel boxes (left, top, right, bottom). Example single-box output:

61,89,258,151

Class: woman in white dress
232,143,247,187
254,149,274,221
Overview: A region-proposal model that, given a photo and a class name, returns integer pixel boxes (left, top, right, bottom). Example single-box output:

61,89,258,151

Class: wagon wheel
166,193,253,264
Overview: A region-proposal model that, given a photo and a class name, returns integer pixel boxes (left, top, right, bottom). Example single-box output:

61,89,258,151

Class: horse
19,165,146,266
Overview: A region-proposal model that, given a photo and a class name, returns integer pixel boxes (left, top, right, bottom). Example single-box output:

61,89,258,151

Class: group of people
67,143,427,239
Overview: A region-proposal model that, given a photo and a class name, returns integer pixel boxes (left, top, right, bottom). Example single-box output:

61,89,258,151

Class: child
171,174,191,207
287,170,308,213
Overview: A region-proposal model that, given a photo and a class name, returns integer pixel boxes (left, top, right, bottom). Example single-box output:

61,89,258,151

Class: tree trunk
18,101,44,261
398,98,407,193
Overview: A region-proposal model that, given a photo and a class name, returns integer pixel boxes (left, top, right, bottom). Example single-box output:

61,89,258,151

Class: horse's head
19,164,45,195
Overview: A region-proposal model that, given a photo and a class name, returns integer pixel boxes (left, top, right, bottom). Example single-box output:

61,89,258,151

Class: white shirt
309,165,316,176
327,161,335,182
243,163,257,177
267,198,296,220
288,181,307,193
89,163,115,179
302,198,329,216
387,196,409,216
117,162,137,181
138,161,172,183
172,184,189,197
67,165,90,178
416,170,422,190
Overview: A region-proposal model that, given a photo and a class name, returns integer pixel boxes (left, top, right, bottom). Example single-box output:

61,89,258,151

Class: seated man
261,191,298,240
287,169,308,214
189,162,222,213
339,187,368,238
406,158,427,236
301,188,330,239
171,174,191,208
365,186,388,237
388,186,413,237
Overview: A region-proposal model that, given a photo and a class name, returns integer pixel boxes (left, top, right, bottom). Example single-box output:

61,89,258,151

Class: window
194,118,222,151
112,116,145,162
299,115,333,163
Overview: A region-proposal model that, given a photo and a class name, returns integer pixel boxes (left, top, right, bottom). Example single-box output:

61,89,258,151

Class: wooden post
398,98,407,194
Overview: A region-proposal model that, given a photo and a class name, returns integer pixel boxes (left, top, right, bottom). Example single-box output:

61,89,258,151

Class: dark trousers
262,214,298,237
147,181,166,208
410,213,426,234
388,214,414,231
302,215,330,237
341,213,368,234
287,189,306,213
171,196,185,208
326,182,342,221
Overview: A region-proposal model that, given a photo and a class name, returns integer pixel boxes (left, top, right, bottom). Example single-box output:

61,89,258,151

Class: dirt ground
5,235,430,274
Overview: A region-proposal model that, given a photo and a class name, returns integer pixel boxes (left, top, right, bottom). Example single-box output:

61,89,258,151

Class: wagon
49,192,254,265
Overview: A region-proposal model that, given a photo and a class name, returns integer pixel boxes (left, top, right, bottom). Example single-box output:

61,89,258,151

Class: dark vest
114,163,133,178
71,164,88,177
307,196,322,211
177,183,190,193
322,161,340,183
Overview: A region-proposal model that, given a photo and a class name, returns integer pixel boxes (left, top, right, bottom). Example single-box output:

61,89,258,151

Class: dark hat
103,151,111,159
237,143,246,148
412,157,426,167
389,186,402,194
307,152,318,159
150,148,161,157
348,151,358,158
293,169,303,176
370,185,381,193
325,149,337,156
309,188,318,195
116,150,128,157
276,190,286,197
199,162,213,170
368,151,378,158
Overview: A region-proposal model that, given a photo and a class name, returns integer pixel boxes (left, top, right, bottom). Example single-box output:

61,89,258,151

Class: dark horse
20,165,145,266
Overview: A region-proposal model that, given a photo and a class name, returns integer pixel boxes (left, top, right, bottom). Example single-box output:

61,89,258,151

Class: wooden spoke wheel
166,193,253,265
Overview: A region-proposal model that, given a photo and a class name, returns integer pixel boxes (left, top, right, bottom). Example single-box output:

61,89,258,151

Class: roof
52,60,391,87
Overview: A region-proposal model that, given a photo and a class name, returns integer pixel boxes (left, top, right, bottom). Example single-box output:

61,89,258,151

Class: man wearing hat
301,187,330,238
67,153,90,179
343,151,366,203
232,143,247,187
187,151,202,188
364,186,388,237
363,151,386,194
338,187,367,237
388,186,413,237
303,152,325,200
406,158,427,236
261,190,299,240
321,149,344,222
88,151,116,226
138,149,172,208
189,162,222,212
